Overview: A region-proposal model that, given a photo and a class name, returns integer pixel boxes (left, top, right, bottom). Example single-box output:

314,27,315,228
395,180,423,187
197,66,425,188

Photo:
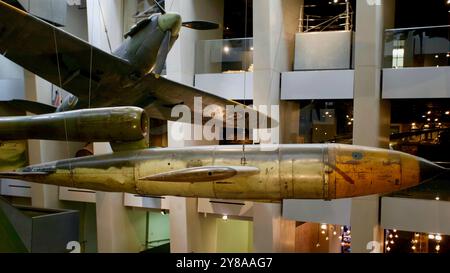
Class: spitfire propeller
134,0,220,30
154,30,171,76
138,0,219,76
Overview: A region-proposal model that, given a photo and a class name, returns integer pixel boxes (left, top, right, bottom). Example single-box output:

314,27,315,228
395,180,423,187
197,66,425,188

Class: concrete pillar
350,0,395,253
165,0,224,253
253,203,296,253
166,0,224,84
252,0,302,252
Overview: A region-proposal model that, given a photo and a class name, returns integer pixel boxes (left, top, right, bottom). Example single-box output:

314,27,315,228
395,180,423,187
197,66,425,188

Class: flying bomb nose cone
158,13,182,35
418,158,447,183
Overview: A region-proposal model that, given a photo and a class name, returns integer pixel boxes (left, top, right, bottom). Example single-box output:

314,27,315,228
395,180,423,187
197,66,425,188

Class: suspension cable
241,0,249,165
97,0,113,53
51,1,72,176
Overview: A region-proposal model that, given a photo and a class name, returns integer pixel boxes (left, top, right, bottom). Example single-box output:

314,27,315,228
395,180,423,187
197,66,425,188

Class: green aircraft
0,0,252,125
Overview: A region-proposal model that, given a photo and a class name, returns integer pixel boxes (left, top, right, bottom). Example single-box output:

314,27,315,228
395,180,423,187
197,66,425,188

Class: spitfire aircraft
0,0,261,146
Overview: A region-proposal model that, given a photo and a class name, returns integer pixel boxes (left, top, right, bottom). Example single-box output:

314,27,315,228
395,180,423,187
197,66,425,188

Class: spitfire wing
138,75,257,123
0,1,132,101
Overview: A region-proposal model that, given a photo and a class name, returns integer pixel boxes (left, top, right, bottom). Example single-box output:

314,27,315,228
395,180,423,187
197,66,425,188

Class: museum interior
0,0,450,253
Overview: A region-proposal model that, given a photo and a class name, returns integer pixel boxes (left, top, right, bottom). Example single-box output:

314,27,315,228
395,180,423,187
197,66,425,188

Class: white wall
383,67,450,99
281,70,354,100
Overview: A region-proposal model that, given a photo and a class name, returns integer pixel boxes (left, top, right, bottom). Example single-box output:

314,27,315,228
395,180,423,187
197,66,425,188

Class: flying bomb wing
139,166,260,183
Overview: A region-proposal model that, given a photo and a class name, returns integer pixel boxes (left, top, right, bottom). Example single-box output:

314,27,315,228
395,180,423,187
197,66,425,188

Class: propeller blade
182,21,220,30
154,31,171,76
153,0,166,15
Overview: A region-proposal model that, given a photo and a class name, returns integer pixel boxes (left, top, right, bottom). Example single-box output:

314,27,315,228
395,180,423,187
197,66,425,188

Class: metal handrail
385,25,450,32
304,12,353,32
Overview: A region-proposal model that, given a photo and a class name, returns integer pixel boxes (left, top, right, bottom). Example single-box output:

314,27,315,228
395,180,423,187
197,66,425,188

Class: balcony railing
195,38,253,74
384,25,450,68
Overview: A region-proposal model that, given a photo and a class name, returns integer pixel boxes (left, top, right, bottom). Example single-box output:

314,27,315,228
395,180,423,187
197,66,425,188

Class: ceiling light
435,55,439,59
222,215,228,221
223,46,230,53
436,196,440,201
321,224,327,230
411,245,416,250
436,244,440,251
428,234,435,240
436,235,442,241
427,111,432,115
386,246,391,251
445,111,449,115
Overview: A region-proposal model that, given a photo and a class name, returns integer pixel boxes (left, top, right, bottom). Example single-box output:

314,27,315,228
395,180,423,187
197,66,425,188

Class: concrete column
350,0,395,253
252,0,302,252
253,203,296,253
165,0,224,253
166,0,224,84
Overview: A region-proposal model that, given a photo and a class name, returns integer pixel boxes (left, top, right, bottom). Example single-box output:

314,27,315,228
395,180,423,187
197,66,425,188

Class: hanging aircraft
0,144,447,201
0,1,448,201
0,0,264,141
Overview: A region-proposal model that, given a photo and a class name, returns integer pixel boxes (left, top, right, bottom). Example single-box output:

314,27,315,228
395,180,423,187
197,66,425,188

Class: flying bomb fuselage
3,144,446,201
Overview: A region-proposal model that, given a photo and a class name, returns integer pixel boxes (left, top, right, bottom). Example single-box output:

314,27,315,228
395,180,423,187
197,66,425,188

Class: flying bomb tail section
0,106,150,152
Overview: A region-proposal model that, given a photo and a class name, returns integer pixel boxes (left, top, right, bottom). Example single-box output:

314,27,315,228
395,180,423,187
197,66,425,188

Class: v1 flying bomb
0,144,447,201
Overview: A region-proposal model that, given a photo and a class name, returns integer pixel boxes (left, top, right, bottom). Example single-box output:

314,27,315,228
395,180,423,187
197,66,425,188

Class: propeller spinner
135,0,220,30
